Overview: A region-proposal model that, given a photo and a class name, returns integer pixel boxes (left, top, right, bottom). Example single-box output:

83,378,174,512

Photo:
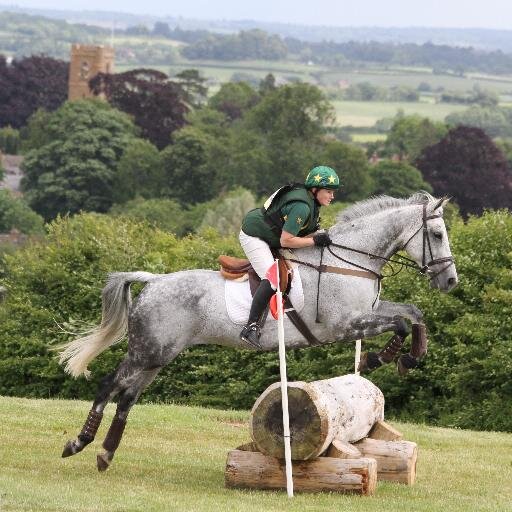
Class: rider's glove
313,232,332,247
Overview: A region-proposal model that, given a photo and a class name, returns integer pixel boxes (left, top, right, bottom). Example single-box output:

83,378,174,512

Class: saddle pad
225,263,305,325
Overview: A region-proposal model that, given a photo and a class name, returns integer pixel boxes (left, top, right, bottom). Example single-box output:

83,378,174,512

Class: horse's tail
58,271,157,378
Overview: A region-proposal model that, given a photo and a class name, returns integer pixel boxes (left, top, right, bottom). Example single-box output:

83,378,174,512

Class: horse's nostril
448,277,456,286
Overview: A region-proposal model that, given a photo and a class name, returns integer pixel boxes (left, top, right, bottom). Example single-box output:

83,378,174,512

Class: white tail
58,271,156,378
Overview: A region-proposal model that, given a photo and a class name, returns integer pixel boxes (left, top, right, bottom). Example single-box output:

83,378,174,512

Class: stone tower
68,44,114,101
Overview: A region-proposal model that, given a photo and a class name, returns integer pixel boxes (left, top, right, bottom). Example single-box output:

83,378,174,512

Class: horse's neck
292,206,414,273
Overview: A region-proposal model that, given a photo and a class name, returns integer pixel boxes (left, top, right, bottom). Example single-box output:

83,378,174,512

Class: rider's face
315,188,335,206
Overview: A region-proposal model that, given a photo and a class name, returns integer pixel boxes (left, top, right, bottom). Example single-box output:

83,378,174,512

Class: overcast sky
1,0,511,29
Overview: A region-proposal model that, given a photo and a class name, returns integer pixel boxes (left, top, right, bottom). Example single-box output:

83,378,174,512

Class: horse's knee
393,316,410,337
408,305,424,323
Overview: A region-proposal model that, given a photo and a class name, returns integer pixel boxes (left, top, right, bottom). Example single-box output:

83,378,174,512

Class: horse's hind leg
62,359,134,458
96,366,161,472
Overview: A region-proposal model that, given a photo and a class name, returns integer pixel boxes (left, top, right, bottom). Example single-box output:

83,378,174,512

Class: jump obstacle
225,369,418,495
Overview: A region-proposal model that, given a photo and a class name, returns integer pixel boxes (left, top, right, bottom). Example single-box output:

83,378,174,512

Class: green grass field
331,100,468,127
1,396,510,512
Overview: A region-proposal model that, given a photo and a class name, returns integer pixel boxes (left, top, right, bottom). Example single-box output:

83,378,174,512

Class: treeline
3,11,512,75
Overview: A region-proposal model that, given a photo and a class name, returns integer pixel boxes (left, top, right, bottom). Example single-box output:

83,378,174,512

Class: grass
0,396,511,512
331,100,468,127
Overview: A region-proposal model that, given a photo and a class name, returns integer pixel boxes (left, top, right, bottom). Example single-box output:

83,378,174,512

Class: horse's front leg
373,301,427,375
348,303,426,376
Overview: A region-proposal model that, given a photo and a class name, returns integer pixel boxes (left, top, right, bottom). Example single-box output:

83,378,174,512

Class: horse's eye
433,232,443,240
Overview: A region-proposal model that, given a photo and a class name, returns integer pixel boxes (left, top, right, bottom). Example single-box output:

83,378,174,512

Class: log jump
225,374,418,495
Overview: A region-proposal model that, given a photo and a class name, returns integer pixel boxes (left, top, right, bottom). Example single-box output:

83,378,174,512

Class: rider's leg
240,279,275,348
238,231,276,349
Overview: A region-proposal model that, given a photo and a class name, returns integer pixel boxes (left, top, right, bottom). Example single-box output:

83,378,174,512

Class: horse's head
401,196,458,292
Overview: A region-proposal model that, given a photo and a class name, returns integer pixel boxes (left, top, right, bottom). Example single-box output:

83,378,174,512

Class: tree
173,69,208,108
21,100,138,220
0,189,44,234
209,82,260,121
0,55,68,129
416,126,512,217
320,140,373,202
152,21,172,38
160,127,217,205
369,160,432,197
113,139,164,204
384,115,448,161
89,69,188,150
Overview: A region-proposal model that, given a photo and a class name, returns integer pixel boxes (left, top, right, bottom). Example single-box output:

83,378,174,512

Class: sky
1,0,511,29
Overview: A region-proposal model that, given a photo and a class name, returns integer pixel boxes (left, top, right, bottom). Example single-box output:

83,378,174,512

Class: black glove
313,232,332,247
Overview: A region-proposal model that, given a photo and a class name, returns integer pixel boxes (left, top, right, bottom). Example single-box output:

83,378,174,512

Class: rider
239,165,340,348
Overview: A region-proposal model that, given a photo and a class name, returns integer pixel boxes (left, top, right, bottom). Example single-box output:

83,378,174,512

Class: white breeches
239,230,275,280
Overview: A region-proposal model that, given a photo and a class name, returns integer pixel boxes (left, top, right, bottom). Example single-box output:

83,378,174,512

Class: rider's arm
280,230,315,248
279,202,315,248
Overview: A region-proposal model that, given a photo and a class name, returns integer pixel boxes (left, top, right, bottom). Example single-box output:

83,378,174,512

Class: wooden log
250,374,384,460
225,449,377,495
368,420,403,441
325,439,362,459
354,438,417,485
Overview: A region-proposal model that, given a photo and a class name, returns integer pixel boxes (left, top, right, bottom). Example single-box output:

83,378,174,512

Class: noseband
400,203,455,281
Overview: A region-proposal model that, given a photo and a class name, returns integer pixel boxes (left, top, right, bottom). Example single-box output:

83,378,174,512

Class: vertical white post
355,339,362,375
276,259,294,498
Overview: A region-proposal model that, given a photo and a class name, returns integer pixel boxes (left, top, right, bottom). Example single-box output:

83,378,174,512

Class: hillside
0,396,510,511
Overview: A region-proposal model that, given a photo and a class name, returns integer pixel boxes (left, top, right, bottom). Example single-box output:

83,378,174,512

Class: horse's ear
433,196,450,211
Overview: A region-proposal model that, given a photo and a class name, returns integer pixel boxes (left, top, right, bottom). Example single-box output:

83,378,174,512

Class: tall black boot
240,279,275,349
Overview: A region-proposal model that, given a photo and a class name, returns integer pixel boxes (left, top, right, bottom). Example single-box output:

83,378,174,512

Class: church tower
68,44,114,101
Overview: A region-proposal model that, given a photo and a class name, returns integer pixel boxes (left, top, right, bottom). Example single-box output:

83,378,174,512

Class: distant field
351,133,387,143
331,100,468,127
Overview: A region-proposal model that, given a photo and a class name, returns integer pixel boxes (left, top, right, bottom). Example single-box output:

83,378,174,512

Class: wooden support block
236,441,259,452
368,420,403,441
325,439,362,459
225,449,377,495
354,438,417,485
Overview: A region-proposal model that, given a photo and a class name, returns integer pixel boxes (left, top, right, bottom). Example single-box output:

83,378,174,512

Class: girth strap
286,257,379,280
284,297,322,346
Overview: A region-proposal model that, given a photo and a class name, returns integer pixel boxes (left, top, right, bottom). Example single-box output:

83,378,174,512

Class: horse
59,192,458,471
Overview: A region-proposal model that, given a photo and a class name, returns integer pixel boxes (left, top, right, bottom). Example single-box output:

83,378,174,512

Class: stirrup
240,322,262,350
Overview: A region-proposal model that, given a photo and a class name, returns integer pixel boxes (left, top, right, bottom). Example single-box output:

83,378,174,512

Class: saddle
219,254,322,346
218,255,291,294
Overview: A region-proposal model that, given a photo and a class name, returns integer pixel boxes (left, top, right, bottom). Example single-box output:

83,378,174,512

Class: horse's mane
336,191,440,223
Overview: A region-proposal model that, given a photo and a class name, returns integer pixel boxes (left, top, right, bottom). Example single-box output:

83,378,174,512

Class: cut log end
250,383,328,460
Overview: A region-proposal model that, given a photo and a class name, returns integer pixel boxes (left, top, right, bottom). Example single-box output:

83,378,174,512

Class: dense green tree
0,55,68,129
384,115,448,161
320,140,373,202
21,100,138,220
0,127,20,154
113,139,164,204
445,106,512,138
416,125,512,217
161,127,217,204
0,189,44,234
369,160,433,197
209,82,260,121
173,69,208,108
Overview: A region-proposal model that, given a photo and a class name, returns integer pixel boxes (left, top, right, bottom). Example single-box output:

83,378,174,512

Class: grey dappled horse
59,193,458,471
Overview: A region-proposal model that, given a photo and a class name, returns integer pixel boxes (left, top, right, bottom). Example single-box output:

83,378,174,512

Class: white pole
275,259,294,498
355,339,362,375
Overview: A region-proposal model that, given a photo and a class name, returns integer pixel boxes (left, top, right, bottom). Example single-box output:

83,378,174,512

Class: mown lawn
0,396,510,512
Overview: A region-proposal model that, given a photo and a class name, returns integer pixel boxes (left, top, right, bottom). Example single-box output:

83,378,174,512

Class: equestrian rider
239,165,340,348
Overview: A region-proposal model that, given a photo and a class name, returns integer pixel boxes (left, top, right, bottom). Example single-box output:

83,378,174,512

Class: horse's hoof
96,452,111,472
62,440,77,458
358,352,381,373
397,354,418,376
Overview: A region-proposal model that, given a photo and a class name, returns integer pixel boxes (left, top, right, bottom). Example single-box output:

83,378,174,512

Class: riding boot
240,279,275,349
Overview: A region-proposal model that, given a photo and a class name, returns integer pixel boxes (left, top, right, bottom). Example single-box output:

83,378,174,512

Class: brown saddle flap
218,255,252,273
218,255,292,293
